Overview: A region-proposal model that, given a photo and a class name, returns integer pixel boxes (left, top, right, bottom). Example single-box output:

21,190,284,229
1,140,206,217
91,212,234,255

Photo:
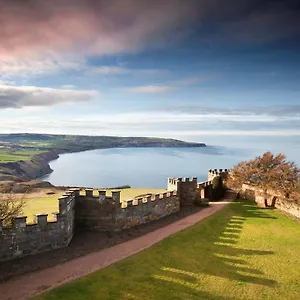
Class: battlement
197,180,213,189
0,189,76,262
208,168,229,181
121,191,176,209
0,171,225,262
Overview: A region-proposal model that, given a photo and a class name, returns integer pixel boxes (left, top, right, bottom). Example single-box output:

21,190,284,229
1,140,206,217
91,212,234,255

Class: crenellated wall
115,190,180,231
0,190,76,262
0,172,219,262
208,169,229,181
75,189,119,231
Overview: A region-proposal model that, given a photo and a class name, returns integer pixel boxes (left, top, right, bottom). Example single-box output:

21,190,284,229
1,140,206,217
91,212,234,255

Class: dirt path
0,200,232,300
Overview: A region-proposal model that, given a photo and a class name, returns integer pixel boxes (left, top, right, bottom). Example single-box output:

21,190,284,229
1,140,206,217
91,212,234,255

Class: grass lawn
34,200,300,300
0,149,43,162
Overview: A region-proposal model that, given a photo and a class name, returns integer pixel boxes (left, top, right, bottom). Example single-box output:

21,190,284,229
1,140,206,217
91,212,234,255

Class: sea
41,135,300,188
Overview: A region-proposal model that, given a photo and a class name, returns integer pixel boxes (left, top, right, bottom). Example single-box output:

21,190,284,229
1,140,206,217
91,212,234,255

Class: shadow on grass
152,200,277,298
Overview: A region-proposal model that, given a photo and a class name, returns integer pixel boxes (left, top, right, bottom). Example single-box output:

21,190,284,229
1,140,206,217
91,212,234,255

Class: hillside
0,133,205,154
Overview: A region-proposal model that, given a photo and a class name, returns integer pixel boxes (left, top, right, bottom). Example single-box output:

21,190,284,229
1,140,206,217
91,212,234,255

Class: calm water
41,146,254,188
41,135,300,188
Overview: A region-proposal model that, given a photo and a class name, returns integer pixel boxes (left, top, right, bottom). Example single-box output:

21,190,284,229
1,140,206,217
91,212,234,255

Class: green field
0,149,42,162
35,200,300,300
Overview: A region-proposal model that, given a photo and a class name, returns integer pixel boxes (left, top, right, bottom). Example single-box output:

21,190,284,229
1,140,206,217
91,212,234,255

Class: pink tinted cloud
0,0,201,61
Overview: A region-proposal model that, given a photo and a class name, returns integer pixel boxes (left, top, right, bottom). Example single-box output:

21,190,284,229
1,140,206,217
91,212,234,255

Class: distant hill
0,133,206,154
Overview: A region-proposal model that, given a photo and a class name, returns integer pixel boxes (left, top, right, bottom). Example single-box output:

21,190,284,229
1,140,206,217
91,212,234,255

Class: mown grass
34,200,300,300
0,149,42,162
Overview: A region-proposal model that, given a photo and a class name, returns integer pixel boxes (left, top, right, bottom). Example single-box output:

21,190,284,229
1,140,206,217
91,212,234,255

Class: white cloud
125,85,174,94
92,66,129,75
61,84,76,89
0,84,98,108
1,111,299,137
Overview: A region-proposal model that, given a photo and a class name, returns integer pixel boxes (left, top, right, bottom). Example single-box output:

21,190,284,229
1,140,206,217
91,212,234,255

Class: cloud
92,66,129,75
124,76,205,93
1,111,300,138
91,66,167,76
0,0,201,62
0,0,298,63
0,0,298,78
220,1,300,43
154,104,300,117
0,55,84,78
125,85,174,94
0,84,98,108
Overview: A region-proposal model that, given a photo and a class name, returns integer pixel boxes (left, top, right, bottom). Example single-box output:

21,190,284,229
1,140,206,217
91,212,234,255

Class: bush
194,198,209,207
0,193,25,227
211,176,225,201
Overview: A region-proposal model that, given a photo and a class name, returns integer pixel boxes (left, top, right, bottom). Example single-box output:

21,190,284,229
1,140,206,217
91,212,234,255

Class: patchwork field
35,200,300,300
0,149,42,163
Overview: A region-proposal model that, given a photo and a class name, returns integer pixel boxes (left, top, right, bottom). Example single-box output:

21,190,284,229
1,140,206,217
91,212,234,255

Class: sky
0,0,300,147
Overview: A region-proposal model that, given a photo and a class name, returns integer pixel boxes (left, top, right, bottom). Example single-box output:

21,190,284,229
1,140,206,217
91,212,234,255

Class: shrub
0,193,25,227
194,198,209,207
211,176,225,201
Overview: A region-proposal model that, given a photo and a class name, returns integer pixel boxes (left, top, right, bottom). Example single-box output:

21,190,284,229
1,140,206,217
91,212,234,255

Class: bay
41,146,253,188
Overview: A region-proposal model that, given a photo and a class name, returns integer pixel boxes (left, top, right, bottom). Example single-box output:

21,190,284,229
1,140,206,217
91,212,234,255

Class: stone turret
168,177,198,206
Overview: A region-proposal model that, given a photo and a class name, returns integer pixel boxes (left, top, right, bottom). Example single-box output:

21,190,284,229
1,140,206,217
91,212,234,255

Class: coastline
0,144,207,185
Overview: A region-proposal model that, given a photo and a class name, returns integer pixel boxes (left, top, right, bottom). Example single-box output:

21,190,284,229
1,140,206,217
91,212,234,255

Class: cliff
0,151,59,182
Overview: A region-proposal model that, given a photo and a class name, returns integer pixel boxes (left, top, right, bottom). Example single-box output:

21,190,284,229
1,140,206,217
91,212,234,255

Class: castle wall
208,169,229,181
115,191,180,231
0,172,219,262
197,181,213,199
172,177,199,206
75,190,117,231
240,184,300,219
0,190,76,262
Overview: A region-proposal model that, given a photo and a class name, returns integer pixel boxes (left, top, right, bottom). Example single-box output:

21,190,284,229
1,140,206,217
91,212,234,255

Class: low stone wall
115,191,180,231
0,190,75,262
240,184,300,219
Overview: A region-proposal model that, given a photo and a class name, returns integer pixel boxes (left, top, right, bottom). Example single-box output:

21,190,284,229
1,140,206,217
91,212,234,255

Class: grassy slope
35,200,300,300
0,149,43,162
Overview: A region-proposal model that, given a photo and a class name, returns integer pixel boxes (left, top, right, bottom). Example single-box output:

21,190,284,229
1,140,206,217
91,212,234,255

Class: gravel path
0,200,231,300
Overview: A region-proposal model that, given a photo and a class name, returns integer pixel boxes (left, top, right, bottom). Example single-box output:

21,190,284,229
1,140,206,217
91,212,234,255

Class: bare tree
0,194,25,227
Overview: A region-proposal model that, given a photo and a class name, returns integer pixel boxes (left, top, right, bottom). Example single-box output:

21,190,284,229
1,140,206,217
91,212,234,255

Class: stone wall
197,181,213,199
115,191,180,231
75,189,118,231
168,177,199,206
0,173,218,262
0,190,76,262
240,184,300,219
208,169,229,181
